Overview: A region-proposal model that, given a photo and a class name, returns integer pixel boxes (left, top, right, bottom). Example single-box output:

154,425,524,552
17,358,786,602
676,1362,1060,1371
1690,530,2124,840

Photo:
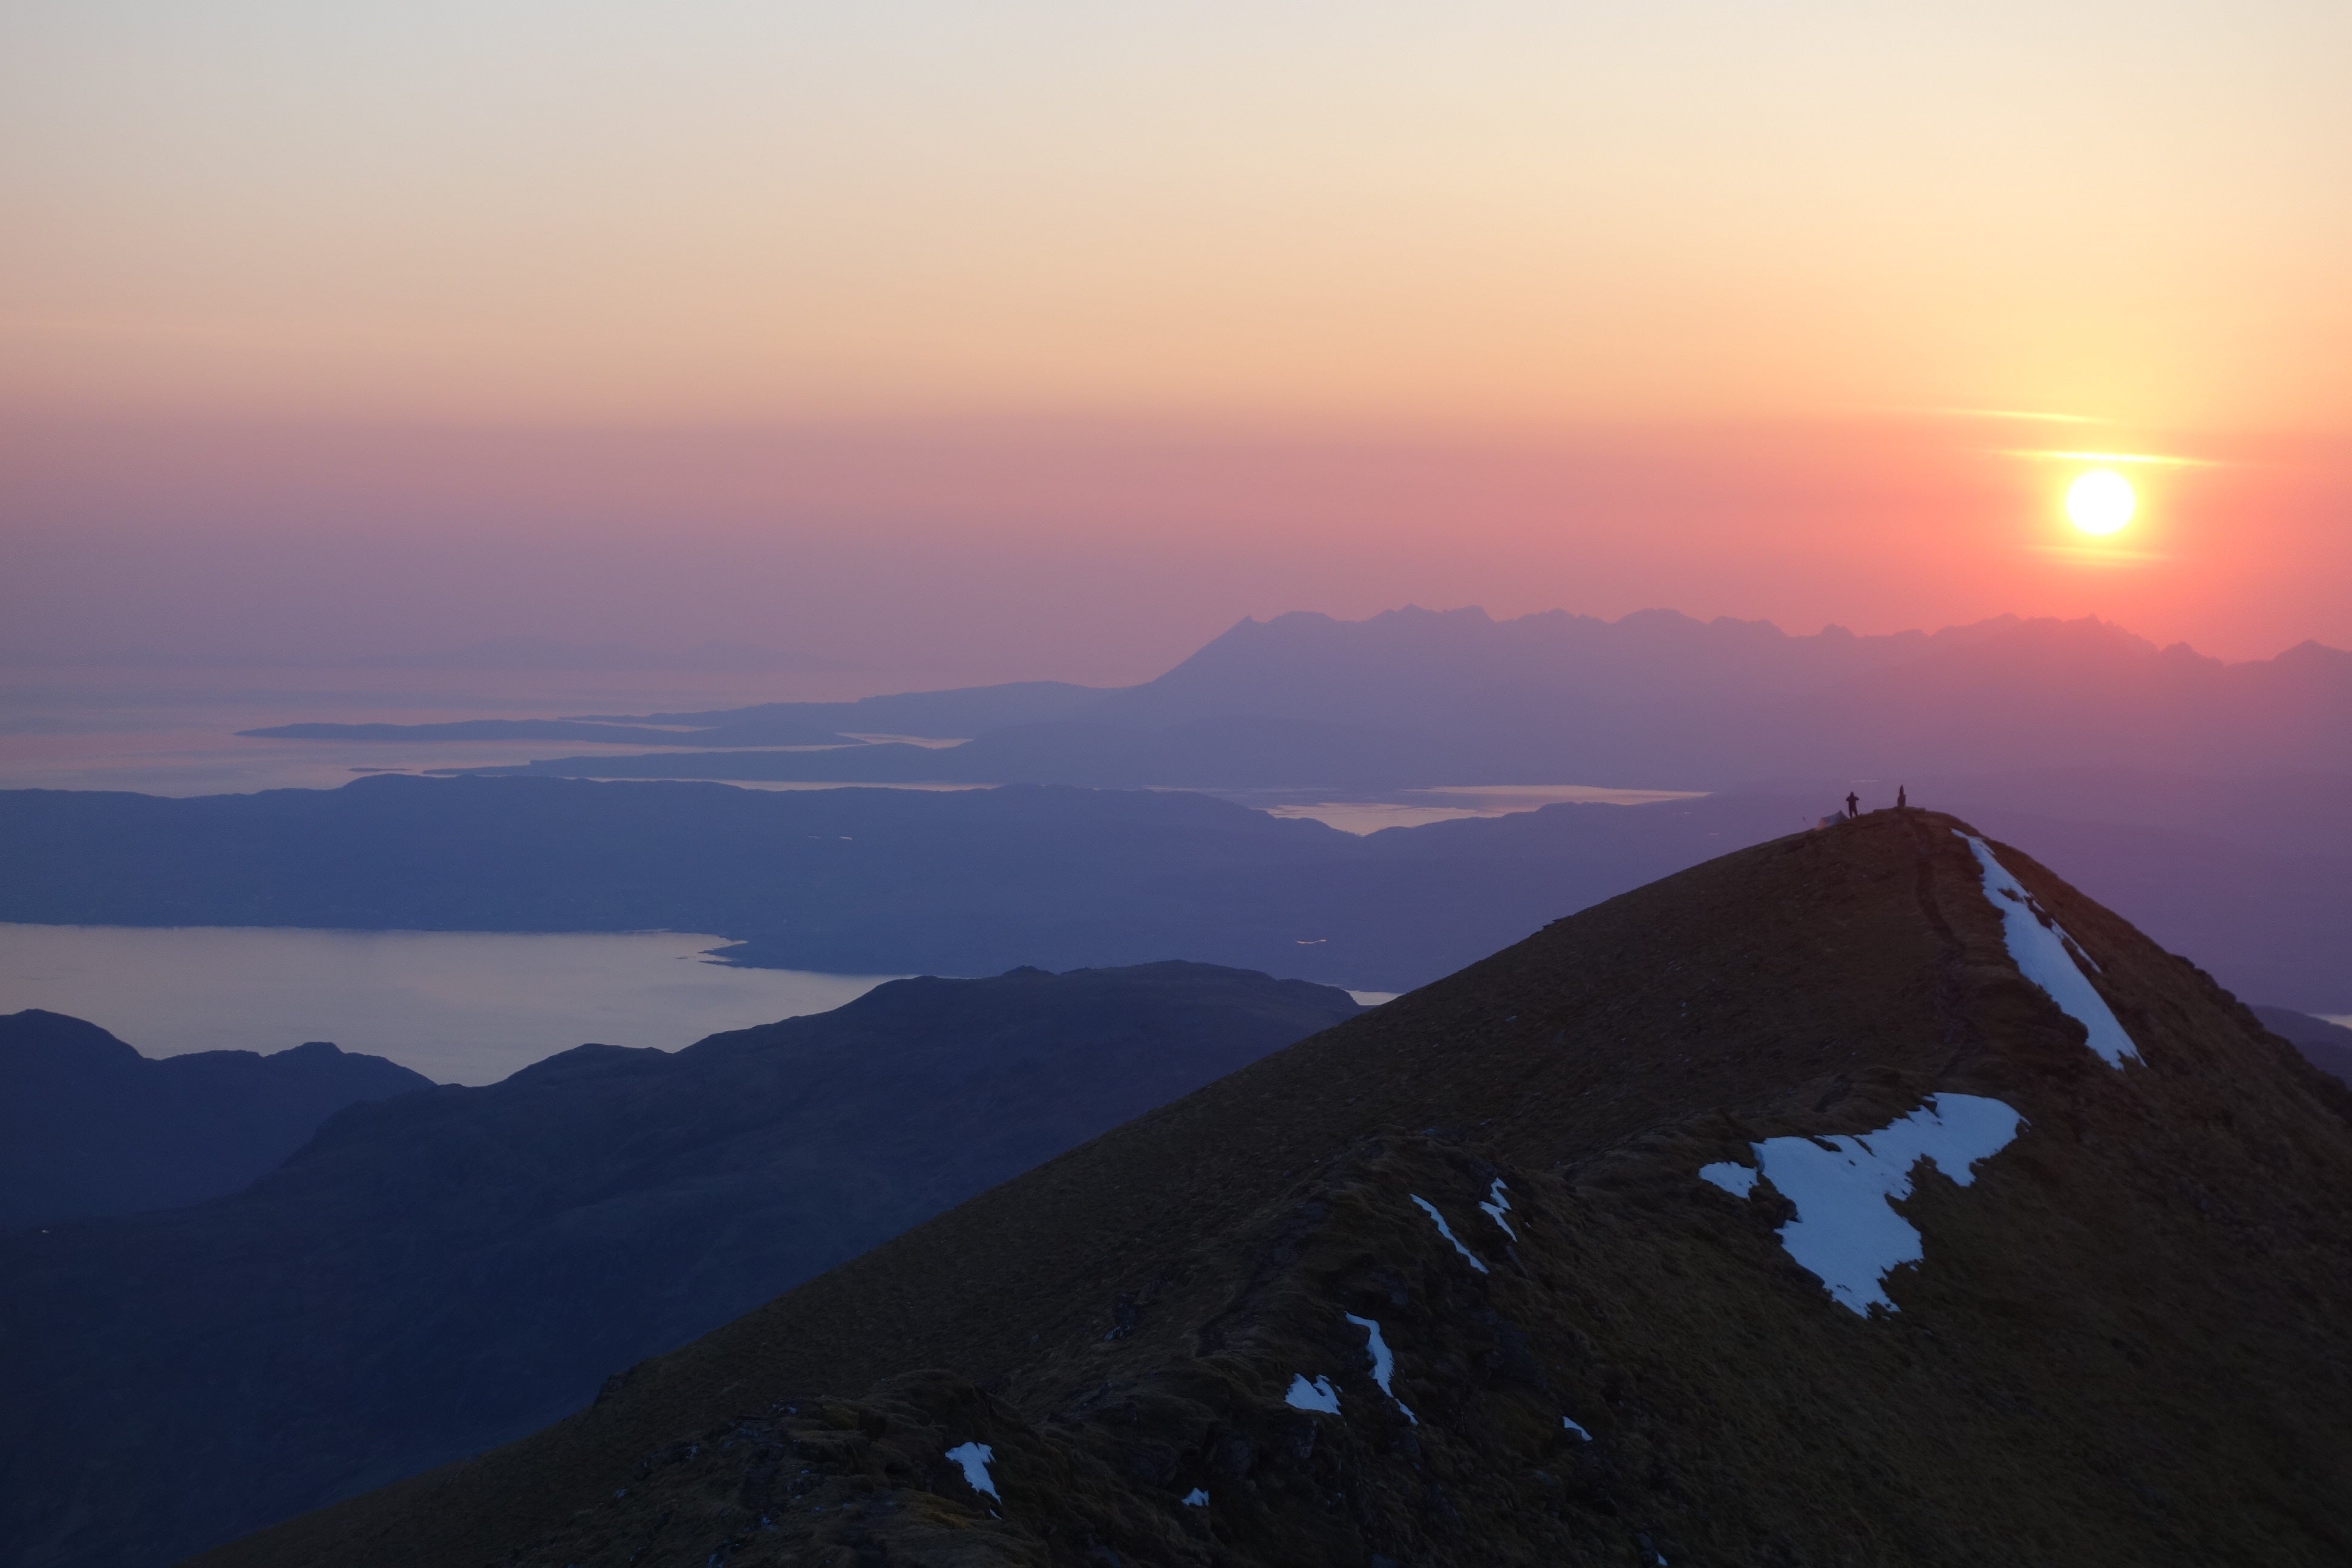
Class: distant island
2,774,2344,1013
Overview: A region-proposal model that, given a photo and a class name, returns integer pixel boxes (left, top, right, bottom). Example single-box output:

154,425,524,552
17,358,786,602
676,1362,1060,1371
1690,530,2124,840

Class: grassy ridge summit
198,811,2352,1568
0,964,1357,1568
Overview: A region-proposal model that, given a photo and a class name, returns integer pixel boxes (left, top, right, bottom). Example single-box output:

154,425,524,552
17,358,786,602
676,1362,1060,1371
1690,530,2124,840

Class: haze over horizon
6,3,2350,677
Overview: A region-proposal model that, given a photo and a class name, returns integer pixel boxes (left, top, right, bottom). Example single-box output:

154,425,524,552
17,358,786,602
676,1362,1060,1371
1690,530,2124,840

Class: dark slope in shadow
200,812,2352,1568
1,965,1358,1568
0,1010,430,1229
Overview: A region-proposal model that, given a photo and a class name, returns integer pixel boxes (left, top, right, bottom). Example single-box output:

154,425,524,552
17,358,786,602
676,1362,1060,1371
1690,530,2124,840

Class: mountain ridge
236,608,2352,783
195,811,2352,1568
0,1010,431,1229
0,964,1360,1568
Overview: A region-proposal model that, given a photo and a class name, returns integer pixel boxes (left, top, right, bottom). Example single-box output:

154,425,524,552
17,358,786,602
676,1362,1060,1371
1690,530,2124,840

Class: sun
2065,469,2135,535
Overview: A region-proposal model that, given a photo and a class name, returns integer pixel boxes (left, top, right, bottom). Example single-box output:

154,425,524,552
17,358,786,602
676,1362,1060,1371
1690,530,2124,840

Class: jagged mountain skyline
246,604,2352,784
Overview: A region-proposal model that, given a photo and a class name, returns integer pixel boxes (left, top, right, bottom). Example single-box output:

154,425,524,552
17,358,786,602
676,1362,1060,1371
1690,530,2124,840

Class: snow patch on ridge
1699,1161,1759,1198
944,1442,999,1500
1704,1093,2027,1315
1345,1313,1418,1425
1479,1178,1517,1239
1284,1374,1341,1413
1410,1195,1489,1273
1956,831,2140,1068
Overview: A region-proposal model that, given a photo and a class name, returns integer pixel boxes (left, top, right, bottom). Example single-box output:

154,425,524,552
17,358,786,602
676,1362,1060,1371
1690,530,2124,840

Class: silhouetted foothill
0,964,1357,1568
0,1010,430,1229
196,813,2352,1568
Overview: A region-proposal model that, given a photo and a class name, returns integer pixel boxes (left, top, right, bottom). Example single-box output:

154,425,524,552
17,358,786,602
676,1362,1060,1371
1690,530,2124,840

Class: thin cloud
1922,407,2106,425
2028,543,2169,564
2001,448,2223,468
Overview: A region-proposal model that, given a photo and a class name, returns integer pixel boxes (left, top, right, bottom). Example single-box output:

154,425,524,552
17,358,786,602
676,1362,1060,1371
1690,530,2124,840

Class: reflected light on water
1260,785,1708,836
0,923,901,1085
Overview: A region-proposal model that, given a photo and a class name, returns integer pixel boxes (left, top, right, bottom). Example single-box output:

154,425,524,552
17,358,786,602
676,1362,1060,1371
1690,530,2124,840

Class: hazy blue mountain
0,965,1358,1568
237,609,2352,785
1143,611,2352,782
1,774,2344,1011
0,1011,431,1230
1097,603,1944,729
1097,608,2352,780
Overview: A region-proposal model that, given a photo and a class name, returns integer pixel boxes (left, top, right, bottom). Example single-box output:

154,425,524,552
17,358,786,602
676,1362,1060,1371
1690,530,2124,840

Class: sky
4,1,2348,678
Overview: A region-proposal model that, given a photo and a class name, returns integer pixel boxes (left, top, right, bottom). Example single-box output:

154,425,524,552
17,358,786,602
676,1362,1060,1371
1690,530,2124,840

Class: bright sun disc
2065,469,2135,535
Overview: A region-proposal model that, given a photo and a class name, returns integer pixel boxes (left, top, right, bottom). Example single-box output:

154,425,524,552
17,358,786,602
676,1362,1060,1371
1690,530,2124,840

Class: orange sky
2,4,2347,671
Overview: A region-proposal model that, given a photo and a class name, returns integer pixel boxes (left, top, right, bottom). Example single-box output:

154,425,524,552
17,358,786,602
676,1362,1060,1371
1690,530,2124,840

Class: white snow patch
1410,1194,1490,1273
1698,1161,1759,1198
1708,1093,2027,1316
1344,1313,1418,1425
944,1441,999,1500
1561,1416,1593,1440
1478,1178,1518,1240
1284,1374,1341,1414
1956,831,2139,1068
1181,1488,1209,1508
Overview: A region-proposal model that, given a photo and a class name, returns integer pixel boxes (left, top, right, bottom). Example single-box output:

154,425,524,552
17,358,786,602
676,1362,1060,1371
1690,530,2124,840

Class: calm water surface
0,923,901,1085
1253,783,1707,834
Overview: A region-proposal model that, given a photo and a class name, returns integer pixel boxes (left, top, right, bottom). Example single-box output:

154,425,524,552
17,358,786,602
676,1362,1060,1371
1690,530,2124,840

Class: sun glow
2065,469,2135,535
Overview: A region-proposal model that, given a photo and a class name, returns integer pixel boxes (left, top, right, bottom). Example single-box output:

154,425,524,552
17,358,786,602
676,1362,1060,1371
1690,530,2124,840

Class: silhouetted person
1897,785,1907,809
1845,791,1859,820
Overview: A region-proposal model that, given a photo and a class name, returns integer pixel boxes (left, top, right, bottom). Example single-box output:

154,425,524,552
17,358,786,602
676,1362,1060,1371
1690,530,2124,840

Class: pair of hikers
1842,785,1908,820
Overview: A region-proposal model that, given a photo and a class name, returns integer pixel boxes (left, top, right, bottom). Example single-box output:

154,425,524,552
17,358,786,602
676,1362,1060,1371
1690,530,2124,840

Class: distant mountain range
0,964,1357,1568
188,814,2352,1568
3,774,2345,1011
238,607,2352,785
0,1011,430,1229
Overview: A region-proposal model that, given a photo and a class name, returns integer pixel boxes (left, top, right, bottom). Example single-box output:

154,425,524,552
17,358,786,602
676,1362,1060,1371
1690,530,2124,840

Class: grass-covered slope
198,810,2352,1568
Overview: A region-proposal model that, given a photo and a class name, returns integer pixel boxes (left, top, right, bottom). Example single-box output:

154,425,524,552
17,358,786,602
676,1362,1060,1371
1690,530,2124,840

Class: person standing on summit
1845,791,1860,819
1897,785,1907,809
